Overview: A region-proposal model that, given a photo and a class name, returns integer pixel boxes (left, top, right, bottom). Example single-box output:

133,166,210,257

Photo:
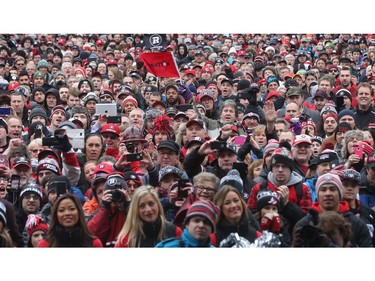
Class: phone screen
10,175,20,190
233,136,246,146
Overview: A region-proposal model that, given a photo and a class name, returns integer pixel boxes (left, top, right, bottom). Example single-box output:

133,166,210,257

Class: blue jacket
304,177,317,203
155,228,214,248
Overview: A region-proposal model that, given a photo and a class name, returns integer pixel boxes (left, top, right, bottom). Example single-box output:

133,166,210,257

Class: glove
260,213,274,231
237,142,252,161
53,134,72,153
178,84,193,102
271,214,281,234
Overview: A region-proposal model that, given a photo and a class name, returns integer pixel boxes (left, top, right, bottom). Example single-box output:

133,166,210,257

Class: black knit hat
256,190,280,211
29,105,49,124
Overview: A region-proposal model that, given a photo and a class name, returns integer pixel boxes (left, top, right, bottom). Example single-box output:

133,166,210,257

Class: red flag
140,52,179,78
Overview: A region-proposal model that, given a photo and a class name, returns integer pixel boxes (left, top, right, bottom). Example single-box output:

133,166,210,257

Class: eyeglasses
102,134,118,140
196,186,216,193
17,63,25,66
329,69,338,73
24,194,39,200
32,149,44,153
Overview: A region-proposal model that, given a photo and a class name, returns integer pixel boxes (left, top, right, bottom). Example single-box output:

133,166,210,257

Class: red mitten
260,213,273,231
271,214,281,233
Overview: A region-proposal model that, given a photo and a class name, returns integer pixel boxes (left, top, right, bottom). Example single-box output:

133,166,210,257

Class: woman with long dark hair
37,194,102,247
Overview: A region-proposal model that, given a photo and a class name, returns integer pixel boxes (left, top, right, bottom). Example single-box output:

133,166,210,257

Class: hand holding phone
9,175,20,191
0,154,8,167
233,136,246,146
126,152,143,162
353,143,363,159
210,141,227,150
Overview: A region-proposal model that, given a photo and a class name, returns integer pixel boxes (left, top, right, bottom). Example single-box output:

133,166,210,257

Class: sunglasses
102,134,118,140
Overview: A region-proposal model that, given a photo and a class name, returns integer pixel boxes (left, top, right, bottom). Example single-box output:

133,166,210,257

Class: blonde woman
115,185,182,247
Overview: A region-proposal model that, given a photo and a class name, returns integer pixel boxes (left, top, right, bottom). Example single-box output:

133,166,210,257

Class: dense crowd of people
0,33,375,247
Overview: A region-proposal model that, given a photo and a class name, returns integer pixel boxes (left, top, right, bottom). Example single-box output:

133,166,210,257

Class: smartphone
233,136,246,146
210,141,227,150
34,128,42,139
353,143,363,159
107,115,121,124
10,175,20,191
178,104,193,112
178,179,190,198
0,107,11,116
42,137,60,146
126,153,143,162
336,96,344,110
249,92,258,107
0,154,8,167
55,182,68,197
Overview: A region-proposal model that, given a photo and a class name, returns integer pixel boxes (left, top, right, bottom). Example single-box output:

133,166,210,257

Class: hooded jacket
294,201,372,247
155,227,214,248
247,171,312,228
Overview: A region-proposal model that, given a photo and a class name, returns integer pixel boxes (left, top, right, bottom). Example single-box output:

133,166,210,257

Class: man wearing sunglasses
100,123,120,158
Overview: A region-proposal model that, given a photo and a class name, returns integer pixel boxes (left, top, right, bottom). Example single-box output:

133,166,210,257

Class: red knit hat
184,200,219,233
26,214,48,237
121,96,138,109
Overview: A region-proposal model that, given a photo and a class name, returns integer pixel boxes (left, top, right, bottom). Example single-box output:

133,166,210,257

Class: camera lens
111,189,124,202
126,142,135,153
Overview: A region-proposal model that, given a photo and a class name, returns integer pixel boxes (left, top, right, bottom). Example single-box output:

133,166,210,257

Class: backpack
259,180,303,204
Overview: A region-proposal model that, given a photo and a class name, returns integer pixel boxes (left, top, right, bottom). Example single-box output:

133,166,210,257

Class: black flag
143,34,167,51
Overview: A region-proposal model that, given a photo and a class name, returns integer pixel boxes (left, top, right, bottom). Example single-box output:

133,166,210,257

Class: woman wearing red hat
25,214,48,247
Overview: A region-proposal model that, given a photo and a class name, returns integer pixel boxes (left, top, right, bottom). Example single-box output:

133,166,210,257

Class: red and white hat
26,214,48,237
101,123,120,136
292,134,312,146
316,173,344,199
121,96,138,108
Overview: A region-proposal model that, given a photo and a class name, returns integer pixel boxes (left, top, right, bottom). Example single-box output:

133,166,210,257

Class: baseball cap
186,119,206,130
173,111,188,121
292,134,312,146
158,166,181,182
316,149,339,169
157,140,180,154
186,137,205,149
314,90,329,100
286,87,303,98
101,123,120,136
341,169,361,184
11,157,31,169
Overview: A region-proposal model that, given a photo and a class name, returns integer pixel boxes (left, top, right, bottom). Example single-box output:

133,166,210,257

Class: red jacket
88,207,127,246
247,180,312,214
37,238,103,247
310,200,350,214
332,84,358,108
